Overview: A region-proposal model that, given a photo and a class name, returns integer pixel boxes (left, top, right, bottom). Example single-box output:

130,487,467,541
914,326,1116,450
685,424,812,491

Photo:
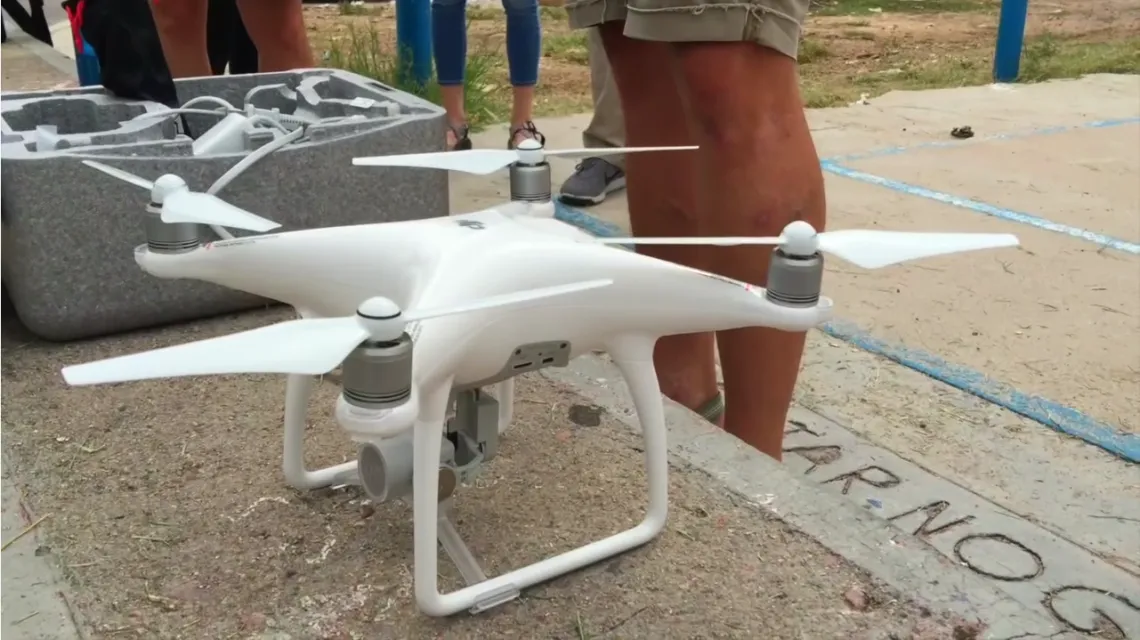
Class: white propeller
593,221,1020,270
352,138,698,176
83,160,281,233
61,279,613,386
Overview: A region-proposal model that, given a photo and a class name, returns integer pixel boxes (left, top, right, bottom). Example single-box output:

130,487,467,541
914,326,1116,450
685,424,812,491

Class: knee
675,43,800,147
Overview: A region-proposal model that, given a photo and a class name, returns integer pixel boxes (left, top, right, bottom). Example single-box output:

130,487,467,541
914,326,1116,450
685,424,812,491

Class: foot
508,121,545,149
447,123,472,151
558,157,626,206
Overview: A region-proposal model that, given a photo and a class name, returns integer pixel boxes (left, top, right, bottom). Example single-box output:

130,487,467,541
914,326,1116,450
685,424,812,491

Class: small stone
360,504,375,519
844,585,869,611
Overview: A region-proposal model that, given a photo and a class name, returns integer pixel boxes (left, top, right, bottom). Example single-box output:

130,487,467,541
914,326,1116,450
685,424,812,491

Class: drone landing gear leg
411,340,669,617
282,374,358,490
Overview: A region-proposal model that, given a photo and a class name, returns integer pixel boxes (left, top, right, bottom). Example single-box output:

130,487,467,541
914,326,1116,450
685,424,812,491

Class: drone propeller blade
593,236,783,247
353,145,699,176
405,279,614,323
160,190,282,233
546,146,699,161
62,318,371,386
593,230,1019,269
352,149,521,175
82,160,155,191
817,230,1020,269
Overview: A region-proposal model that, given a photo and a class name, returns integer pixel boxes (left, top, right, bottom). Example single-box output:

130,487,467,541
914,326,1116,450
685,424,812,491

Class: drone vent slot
503,341,572,376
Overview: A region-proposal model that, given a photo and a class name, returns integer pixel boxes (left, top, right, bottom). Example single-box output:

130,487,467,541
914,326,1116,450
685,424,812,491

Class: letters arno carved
953,533,1045,582
1043,585,1139,638
783,445,842,474
887,500,975,538
822,465,902,495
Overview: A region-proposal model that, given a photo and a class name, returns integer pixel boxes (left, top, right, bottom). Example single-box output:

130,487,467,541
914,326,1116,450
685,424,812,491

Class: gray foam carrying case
1,68,448,341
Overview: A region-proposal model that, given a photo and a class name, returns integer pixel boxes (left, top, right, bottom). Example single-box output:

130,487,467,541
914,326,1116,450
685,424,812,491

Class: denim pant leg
432,0,468,85
502,0,540,86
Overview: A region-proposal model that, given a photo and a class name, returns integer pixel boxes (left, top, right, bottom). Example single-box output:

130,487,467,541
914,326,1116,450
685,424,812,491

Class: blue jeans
431,0,541,87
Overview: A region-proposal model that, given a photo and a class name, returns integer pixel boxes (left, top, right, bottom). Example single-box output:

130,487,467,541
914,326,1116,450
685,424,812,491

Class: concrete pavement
3,30,1138,639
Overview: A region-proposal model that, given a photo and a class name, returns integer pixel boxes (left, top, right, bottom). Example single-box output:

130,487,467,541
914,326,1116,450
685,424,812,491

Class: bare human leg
672,42,826,460
439,86,468,148
598,23,721,423
234,0,313,72
509,85,536,145
149,0,211,78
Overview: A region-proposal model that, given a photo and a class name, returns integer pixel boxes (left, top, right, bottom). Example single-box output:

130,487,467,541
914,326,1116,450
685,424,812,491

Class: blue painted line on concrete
823,116,1140,164
822,162,1140,255
823,320,1140,464
551,200,1140,463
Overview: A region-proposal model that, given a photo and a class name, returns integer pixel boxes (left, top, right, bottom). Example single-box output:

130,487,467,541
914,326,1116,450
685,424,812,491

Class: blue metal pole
395,0,434,89
992,0,1030,83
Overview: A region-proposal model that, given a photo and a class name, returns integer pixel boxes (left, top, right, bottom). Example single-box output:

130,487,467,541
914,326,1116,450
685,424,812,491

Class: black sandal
448,123,472,151
508,121,546,149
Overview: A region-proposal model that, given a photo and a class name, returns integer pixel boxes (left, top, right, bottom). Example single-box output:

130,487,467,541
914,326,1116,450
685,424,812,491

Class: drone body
64,145,1021,618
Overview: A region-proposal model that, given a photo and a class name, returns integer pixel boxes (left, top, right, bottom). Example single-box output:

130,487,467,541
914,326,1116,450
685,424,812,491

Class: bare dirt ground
0,307,979,640
303,0,1140,117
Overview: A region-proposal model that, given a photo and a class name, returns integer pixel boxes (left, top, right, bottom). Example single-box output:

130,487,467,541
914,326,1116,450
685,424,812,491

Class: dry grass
305,0,1140,125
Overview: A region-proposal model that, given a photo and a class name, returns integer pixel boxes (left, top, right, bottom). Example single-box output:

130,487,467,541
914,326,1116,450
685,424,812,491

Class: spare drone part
192,113,254,156
593,221,1020,271
209,124,307,197
34,124,89,151
508,161,552,203
351,139,698,176
357,430,459,504
341,333,414,409
765,249,824,308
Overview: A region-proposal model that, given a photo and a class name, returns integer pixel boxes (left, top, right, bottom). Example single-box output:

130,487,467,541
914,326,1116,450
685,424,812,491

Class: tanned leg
150,0,211,78
235,0,313,71
598,23,720,420
671,42,826,460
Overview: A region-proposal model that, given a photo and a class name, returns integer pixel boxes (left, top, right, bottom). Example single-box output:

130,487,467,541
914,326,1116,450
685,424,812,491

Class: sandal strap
509,121,546,148
696,392,725,424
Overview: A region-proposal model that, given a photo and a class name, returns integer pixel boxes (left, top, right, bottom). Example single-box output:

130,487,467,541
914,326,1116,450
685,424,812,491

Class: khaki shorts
565,0,809,60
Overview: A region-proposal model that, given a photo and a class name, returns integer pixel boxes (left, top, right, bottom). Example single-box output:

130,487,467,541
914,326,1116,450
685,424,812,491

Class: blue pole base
992,0,1030,83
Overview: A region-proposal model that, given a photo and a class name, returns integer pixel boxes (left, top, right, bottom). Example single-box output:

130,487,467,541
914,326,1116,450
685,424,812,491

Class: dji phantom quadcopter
61,139,1020,617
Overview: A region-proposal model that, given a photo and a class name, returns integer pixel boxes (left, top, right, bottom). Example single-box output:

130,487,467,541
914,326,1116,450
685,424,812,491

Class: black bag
62,0,180,107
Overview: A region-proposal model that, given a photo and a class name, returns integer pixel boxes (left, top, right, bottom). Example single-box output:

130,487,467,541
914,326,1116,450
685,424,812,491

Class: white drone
62,139,1019,617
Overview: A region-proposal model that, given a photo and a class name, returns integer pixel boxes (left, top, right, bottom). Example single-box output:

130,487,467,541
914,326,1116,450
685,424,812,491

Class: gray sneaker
558,157,626,206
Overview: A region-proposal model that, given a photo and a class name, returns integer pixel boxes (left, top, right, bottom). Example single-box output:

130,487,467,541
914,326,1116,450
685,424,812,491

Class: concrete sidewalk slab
817,176,1140,435
848,124,1140,245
